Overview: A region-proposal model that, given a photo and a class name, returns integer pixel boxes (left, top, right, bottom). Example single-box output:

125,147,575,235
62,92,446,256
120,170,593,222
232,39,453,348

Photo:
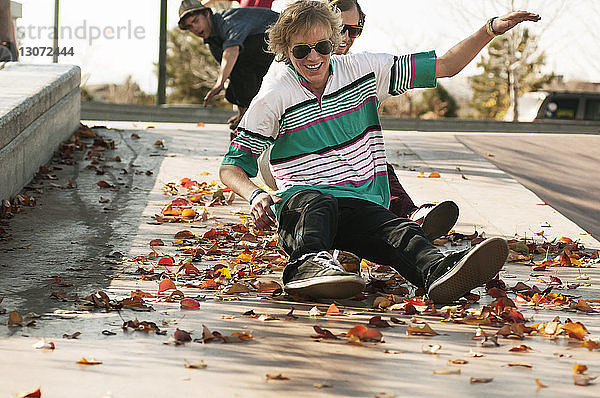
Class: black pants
225,33,274,108
277,190,446,289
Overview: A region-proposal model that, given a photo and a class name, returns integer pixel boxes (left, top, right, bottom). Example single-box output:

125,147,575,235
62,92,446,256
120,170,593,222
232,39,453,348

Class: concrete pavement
1,122,599,398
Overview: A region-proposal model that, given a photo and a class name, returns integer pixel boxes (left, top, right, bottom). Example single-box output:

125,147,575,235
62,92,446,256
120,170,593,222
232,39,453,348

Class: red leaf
158,256,174,266
21,387,41,398
180,298,200,309
149,239,164,247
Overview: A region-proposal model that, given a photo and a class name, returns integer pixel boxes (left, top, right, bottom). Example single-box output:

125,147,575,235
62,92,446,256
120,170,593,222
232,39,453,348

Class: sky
11,0,600,94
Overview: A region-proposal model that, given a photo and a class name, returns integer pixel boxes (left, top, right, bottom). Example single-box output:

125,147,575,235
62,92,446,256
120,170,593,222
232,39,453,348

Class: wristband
248,188,266,205
486,17,501,37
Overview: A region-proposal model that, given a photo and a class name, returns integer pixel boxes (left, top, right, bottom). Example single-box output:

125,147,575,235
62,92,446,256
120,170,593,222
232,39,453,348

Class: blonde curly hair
267,0,342,64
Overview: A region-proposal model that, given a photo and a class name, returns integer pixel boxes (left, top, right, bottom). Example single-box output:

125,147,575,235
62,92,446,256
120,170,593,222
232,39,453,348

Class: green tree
165,27,228,107
471,28,554,120
414,84,458,119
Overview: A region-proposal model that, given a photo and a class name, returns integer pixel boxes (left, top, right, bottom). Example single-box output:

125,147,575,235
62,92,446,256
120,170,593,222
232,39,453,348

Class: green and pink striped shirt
222,51,437,218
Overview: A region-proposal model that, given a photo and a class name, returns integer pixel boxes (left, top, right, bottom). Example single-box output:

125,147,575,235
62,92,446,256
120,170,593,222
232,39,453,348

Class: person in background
203,0,274,9
330,0,459,241
178,0,278,132
220,0,538,301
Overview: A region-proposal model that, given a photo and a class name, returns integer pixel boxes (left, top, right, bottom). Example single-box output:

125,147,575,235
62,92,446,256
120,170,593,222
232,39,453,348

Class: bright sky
13,0,600,94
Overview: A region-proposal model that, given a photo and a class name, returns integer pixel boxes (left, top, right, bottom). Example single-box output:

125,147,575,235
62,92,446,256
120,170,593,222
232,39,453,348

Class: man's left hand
204,83,224,106
493,11,541,35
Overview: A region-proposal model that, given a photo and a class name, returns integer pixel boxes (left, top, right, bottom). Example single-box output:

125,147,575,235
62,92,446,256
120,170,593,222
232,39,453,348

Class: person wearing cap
219,0,539,301
178,0,279,130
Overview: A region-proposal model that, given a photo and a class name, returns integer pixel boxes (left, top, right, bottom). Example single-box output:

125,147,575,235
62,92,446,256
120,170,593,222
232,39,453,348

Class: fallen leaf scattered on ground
184,360,207,369
470,377,493,384
265,373,289,381
77,358,102,365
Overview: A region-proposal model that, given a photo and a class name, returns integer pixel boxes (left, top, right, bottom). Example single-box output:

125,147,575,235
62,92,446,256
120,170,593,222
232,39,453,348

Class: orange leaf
180,298,201,309
161,206,181,216
77,357,102,365
158,256,174,266
201,279,218,289
428,171,441,178
509,345,532,352
562,322,589,340
196,122,205,127
325,303,341,315
573,363,588,373
158,278,176,294
149,239,164,247
406,323,439,336
347,324,383,342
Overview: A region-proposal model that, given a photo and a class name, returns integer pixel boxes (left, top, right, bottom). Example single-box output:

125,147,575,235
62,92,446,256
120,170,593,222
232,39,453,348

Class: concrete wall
0,63,81,201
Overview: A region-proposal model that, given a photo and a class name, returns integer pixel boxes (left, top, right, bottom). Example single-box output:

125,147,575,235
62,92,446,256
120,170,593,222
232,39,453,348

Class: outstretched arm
204,45,240,106
219,164,282,230
436,11,540,78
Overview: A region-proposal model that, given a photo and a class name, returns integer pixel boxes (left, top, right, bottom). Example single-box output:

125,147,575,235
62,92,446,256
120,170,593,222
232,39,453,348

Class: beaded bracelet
486,16,502,37
248,188,266,205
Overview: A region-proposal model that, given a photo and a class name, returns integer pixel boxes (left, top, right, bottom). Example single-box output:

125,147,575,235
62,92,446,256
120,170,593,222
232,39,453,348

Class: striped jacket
222,51,436,218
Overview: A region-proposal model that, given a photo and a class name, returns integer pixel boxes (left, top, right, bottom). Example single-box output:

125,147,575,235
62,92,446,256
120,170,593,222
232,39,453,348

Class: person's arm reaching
219,164,282,230
204,45,240,106
436,11,540,78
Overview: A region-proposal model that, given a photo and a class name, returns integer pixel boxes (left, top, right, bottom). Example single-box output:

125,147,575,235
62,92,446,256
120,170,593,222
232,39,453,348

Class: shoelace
313,250,346,273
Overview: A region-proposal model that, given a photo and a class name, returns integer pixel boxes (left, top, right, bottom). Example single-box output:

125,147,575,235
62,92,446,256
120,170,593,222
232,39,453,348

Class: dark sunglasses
341,24,363,38
291,40,333,59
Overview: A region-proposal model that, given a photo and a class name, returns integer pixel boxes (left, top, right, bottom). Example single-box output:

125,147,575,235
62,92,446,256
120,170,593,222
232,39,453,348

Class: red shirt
238,0,273,8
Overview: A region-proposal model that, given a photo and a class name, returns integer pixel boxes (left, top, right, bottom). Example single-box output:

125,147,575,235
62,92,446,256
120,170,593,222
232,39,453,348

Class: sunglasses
341,24,363,39
291,40,333,59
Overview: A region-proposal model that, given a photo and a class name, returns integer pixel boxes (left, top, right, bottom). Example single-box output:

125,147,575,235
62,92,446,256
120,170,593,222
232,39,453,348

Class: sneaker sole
421,200,459,242
284,275,366,299
428,237,508,303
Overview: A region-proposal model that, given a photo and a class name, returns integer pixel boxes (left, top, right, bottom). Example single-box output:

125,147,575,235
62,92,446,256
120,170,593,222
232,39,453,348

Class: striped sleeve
221,127,274,177
389,50,437,95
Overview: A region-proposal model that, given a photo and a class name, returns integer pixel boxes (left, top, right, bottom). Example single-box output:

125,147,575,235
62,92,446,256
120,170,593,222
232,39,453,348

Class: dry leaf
573,374,597,386
535,378,547,388
422,344,442,354
509,345,533,352
313,382,332,388
184,360,207,369
325,303,342,315
8,311,23,326
18,387,41,398
347,325,383,342
180,298,200,309
266,373,289,381
573,363,588,374
309,306,322,317
562,322,589,340
470,377,493,384
448,359,468,365
433,368,460,375
507,362,532,368
174,328,192,342
77,357,102,365
407,323,438,336
224,283,251,294
32,340,55,350
158,278,176,294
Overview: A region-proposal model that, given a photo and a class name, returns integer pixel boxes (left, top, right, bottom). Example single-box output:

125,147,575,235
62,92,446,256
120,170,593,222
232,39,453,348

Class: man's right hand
250,192,282,231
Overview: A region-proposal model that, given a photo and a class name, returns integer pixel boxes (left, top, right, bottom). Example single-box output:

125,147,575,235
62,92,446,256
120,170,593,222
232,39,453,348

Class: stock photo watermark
16,20,146,47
